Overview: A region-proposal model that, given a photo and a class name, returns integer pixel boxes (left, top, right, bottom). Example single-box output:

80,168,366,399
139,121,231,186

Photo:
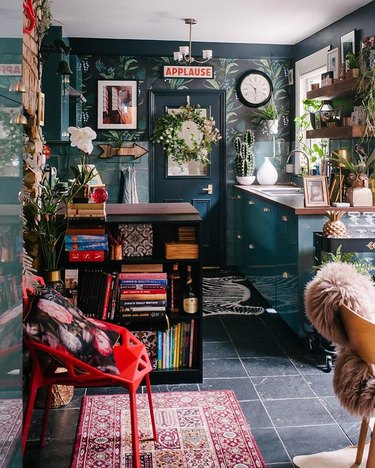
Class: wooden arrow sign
366,241,375,250
98,143,148,159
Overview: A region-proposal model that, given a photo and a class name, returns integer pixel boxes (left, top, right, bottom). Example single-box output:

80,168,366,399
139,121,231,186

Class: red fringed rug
71,390,265,467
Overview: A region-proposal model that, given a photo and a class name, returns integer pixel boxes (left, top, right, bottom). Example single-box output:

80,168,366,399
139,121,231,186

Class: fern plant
313,245,373,277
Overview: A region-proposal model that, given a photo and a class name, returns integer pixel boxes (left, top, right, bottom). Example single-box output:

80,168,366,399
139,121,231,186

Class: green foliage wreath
151,104,221,166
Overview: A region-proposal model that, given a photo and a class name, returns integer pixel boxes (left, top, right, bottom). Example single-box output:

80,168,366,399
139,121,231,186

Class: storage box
165,242,199,259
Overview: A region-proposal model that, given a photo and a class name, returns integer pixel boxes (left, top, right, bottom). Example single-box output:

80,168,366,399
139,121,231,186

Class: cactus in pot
234,129,256,185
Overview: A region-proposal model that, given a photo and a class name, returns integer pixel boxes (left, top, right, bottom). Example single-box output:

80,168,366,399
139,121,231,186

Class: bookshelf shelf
64,202,203,385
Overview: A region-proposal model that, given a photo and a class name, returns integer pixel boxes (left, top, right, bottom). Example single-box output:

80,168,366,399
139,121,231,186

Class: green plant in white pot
250,100,285,135
234,129,256,185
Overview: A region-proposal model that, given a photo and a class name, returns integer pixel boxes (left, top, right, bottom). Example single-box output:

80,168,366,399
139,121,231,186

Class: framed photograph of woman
97,80,137,129
303,176,330,207
327,48,339,80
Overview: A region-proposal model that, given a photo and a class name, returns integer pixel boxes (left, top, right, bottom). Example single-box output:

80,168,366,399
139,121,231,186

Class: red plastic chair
23,278,157,468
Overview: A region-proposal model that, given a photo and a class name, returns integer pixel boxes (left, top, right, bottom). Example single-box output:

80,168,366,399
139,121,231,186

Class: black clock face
236,70,273,108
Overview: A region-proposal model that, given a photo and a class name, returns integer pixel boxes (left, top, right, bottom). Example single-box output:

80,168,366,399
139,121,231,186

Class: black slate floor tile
251,375,315,400
233,337,285,357
263,398,334,427
203,358,247,378
239,400,273,429
199,377,258,400
202,316,230,342
290,353,332,375
277,425,351,458
24,438,74,468
203,340,238,359
27,408,80,442
250,427,291,464
242,356,299,377
304,373,335,396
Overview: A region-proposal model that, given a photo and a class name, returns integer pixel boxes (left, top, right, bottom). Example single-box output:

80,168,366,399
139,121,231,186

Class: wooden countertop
235,185,375,215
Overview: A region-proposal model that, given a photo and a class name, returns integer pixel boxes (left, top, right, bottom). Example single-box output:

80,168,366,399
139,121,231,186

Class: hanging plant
151,104,222,166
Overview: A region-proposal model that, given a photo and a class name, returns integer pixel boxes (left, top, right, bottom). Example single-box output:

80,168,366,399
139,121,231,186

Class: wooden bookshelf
306,78,358,100
306,125,368,139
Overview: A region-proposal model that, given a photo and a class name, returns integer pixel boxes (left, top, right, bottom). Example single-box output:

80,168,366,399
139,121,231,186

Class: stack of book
117,272,167,319
157,319,197,369
65,232,109,262
67,202,106,219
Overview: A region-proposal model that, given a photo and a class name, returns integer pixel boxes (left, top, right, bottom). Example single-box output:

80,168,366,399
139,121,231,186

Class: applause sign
163,65,214,79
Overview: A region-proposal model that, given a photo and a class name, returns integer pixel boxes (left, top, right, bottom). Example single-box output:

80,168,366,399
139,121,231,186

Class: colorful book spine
120,284,167,290
65,234,108,242
66,227,105,235
120,288,166,295
119,293,166,301
157,330,163,369
69,251,105,262
118,300,166,307
118,273,167,280
65,242,109,251
101,273,113,320
119,279,168,286
118,306,166,312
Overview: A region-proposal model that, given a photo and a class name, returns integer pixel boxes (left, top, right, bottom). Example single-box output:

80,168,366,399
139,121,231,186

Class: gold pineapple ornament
323,211,347,237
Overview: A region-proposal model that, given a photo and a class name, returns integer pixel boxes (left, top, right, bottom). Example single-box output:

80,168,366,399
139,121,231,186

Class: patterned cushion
24,287,120,374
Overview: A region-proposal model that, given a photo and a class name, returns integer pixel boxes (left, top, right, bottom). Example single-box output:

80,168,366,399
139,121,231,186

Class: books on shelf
64,269,79,306
121,263,163,273
69,250,105,262
67,202,106,219
156,320,196,370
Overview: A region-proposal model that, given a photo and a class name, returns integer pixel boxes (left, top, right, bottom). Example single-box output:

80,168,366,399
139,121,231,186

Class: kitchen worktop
235,185,375,215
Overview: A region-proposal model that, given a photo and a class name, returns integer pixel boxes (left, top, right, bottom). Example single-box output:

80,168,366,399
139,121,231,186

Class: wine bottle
183,265,198,314
168,262,180,313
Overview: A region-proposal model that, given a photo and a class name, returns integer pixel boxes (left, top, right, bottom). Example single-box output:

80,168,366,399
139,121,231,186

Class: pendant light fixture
173,19,212,65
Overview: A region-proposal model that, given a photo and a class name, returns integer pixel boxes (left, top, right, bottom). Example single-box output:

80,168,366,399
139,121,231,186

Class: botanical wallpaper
75,53,291,263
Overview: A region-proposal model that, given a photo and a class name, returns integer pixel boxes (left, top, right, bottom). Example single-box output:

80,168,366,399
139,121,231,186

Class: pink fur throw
304,262,375,347
304,262,375,418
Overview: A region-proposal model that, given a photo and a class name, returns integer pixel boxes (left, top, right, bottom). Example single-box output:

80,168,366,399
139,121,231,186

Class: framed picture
37,91,45,126
327,48,339,80
321,71,334,87
303,176,330,207
97,80,137,129
340,30,356,67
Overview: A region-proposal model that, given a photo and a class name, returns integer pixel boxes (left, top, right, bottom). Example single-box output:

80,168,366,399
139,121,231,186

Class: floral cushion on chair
24,287,120,375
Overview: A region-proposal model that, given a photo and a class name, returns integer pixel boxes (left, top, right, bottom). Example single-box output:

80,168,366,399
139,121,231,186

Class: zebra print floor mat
202,272,268,316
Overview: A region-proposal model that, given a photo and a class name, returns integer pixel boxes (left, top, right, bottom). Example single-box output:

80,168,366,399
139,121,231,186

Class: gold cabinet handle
263,207,270,212
237,234,242,239
248,200,255,205
281,215,288,222
248,244,255,250
282,271,289,279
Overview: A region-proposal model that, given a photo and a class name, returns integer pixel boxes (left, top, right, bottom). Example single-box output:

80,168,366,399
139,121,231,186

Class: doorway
149,90,226,267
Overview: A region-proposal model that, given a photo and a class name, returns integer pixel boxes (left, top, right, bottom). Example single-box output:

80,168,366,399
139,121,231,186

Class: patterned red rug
71,390,265,467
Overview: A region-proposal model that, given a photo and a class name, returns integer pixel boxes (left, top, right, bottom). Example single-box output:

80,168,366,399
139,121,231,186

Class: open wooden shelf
306,125,368,139
306,78,358,100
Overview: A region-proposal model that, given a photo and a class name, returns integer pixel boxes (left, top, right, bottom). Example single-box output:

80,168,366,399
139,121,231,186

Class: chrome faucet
286,149,310,175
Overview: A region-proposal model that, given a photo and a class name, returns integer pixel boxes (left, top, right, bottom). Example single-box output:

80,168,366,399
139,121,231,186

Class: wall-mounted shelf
306,125,367,139
306,78,358,100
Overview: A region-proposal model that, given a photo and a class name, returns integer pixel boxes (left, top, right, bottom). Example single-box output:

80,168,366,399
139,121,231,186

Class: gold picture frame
303,176,330,207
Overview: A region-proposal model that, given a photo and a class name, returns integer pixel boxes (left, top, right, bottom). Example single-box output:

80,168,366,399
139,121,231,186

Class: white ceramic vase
257,157,278,185
265,119,278,135
236,175,255,185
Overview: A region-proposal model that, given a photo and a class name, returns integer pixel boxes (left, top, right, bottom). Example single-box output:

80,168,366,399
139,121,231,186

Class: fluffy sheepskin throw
304,262,375,418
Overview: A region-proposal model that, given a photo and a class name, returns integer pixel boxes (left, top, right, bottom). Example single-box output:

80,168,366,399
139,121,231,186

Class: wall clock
236,70,273,108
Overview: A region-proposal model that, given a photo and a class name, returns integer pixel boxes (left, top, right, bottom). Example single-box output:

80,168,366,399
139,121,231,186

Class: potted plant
68,126,98,202
330,145,375,206
250,100,285,135
345,51,360,78
234,129,255,185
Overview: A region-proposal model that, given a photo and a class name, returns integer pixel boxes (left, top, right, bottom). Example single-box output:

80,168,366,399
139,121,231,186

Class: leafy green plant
357,36,375,136
103,130,126,149
250,101,285,126
346,51,359,69
313,245,373,277
151,104,222,167
294,98,327,166
330,145,375,175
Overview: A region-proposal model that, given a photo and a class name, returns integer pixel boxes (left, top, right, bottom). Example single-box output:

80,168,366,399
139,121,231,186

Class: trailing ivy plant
151,104,221,167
